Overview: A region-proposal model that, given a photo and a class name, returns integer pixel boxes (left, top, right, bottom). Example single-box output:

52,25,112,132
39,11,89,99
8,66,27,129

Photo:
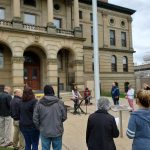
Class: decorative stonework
47,58,57,64
12,57,24,63
74,60,84,65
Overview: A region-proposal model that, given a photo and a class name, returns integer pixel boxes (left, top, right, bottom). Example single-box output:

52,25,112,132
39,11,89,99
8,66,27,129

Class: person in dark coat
86,97,119,150
10,89,25,150
19,87,39,150
111,82,120,105
0,86,12,147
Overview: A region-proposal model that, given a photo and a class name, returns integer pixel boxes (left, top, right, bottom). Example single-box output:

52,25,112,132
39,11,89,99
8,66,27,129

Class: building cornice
79,0,136,15
83,46,135,53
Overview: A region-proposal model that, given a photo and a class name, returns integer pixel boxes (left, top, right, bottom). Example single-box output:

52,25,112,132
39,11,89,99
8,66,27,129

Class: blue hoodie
126,108,150,150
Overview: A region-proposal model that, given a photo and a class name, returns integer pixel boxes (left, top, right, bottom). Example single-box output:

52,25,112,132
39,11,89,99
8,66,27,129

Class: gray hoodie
33,96,67,138
126,108,150,150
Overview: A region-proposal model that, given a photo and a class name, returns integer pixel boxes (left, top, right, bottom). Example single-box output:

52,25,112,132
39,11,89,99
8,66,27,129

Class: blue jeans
20,127,39,150
41,135,62,150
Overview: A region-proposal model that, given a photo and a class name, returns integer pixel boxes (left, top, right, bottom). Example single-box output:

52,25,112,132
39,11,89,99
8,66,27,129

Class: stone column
73,0,82,37
102,12,108,48
128,17,133,50
12,57,24,90
12,0,22,29
74,0,79,28
74,60,84,90
47,59,58,93
47,0,56,34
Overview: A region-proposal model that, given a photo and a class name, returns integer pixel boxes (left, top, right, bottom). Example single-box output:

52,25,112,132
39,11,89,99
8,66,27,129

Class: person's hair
115,82,118,87
14,89,22,95
72,86,77,91
22,87,35,101
44,85,55,96
97,97,111,110
137,90,150,108
128,84,132,89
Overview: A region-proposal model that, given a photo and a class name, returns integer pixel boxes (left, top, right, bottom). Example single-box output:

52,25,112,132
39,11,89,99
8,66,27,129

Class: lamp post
92,0,100,109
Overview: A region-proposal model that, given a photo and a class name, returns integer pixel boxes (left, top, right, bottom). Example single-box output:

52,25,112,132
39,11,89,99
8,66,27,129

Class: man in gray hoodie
33,85,67,150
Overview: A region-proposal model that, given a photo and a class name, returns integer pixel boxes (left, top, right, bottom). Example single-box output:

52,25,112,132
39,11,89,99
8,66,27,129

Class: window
121,32,127,47
111,55,117,72
58,52,63,70
90,13,93,21
123,56,128,72
0,8,5,20
79,11,82,19
24,13,36,25
54,18,61,28
24,0,36,7
79,24,83,31
91,26,93,43
0,47,4,69
110,30,115,46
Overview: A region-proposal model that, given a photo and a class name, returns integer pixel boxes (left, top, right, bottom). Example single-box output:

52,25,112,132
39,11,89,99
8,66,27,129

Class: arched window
0,48,4,69
123,56,128,72
111,55,117,72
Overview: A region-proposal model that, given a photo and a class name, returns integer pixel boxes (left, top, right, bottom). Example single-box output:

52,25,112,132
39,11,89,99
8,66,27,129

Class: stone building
0,0,135,93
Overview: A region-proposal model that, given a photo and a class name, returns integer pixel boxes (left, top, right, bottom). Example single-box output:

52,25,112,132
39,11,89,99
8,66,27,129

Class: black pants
73,98,79,112
113,98,119,105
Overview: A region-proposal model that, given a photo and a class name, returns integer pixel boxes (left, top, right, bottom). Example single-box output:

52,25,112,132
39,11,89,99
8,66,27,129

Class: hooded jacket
126,108,150,150
33,96,67,138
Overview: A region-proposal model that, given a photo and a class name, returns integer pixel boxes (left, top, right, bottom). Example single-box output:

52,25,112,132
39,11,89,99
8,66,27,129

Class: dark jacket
10,95,22,120
33,96,67,138
0,91,12,117
19,99,37,128
111,86,120,100
86,110,119,150
126,108,150,150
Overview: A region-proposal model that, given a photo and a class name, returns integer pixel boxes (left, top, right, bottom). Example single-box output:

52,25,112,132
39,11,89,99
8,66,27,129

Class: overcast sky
109,0,150,65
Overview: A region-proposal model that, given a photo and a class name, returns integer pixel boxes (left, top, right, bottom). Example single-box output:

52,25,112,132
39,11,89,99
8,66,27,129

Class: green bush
101,92,126,99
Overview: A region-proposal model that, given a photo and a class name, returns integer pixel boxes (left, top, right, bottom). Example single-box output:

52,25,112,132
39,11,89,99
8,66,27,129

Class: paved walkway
9,97,135,150
62,98,134,150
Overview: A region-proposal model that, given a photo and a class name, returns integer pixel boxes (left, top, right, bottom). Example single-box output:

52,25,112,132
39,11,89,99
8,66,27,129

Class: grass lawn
0,147,13,150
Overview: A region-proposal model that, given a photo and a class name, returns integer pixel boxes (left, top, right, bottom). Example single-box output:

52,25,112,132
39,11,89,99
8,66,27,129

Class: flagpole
92,0,100,109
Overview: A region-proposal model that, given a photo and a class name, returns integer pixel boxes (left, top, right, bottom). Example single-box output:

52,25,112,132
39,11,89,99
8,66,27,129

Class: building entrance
24,51,40,90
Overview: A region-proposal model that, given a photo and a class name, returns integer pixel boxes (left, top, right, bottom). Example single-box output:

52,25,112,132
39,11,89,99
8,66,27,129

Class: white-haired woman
86,97,119,150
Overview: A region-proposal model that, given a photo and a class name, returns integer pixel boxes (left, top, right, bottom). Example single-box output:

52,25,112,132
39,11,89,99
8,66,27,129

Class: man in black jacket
10,89,24,150
0,86,12,147
86,97,119,150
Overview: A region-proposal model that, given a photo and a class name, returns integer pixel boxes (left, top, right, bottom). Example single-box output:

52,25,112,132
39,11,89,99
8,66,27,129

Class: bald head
4,86,11,94
14,89,23,97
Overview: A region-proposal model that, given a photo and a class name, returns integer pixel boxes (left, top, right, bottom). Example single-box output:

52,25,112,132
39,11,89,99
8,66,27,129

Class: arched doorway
24,51,40,90
0,43,12,89
57,49,75,91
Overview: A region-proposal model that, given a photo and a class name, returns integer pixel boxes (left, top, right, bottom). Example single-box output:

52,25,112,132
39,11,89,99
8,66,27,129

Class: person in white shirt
126,84,135,111
72,86,82,113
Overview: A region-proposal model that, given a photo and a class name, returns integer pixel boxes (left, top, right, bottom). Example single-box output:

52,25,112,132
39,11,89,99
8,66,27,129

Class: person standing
19,87,39,150
126,85,135,111
33,85,67,150
126,90,150,150
111,82,120,105
0,86,13,147
84,87,92,105
72,86,82,113
10,89,25,150
86,97,119,150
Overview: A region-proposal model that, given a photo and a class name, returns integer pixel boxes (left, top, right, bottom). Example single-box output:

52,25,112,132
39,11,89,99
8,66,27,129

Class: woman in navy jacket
86,97,119,150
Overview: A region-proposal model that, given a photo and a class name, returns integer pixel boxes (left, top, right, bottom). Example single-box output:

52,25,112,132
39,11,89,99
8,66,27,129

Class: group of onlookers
0,83,150,150
0,85,67,150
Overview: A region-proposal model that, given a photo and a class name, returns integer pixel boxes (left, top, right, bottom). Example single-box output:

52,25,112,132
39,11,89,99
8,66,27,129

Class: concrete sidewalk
62,98,133,150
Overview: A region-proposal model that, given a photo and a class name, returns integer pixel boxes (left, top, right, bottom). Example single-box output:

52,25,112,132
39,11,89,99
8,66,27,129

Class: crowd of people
0,85,67,150
0,83,150,150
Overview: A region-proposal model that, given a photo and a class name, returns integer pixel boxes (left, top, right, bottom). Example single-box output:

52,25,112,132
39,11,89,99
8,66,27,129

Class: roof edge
79,0,136,15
